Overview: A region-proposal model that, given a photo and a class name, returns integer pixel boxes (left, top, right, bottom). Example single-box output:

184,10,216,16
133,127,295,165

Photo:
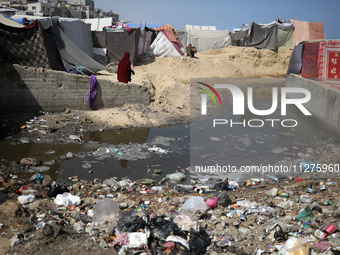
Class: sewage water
0,81,339,182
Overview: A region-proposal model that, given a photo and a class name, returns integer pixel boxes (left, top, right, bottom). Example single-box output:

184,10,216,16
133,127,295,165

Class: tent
0,19,52,69
147,31,182,58
138,27,156,56
83,17,113,31
0,13,25,28
9,14,106,73
52,18,106,74
290,19,325,44
59,19,94,58
186,29,231,52
91,27,140,65
183,24,217,32
153,25,183,57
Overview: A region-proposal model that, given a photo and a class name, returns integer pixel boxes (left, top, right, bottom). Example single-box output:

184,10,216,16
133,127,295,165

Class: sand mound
92,46,293,128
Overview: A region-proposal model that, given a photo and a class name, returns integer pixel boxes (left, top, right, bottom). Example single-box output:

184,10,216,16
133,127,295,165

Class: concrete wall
286,74,340,138
0,63,150,113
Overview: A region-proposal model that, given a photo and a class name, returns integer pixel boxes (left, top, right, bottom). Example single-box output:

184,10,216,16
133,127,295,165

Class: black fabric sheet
287,42,304,74
92,31,107,48
106,28,140,65
247,22,278,51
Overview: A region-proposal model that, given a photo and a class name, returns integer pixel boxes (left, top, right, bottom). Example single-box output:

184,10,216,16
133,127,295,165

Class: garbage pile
0,169,339,254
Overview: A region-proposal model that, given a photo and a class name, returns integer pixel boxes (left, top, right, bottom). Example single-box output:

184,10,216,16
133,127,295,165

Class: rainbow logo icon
197,82,223,106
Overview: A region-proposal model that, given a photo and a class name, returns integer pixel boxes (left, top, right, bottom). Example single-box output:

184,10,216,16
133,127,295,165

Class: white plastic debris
54,193,80,207
128,232,148,248
18,194,36,204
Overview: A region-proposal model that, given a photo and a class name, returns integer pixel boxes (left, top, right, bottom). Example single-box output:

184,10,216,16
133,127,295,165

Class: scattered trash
167,172,186,182
180,196,209,212
54,193,81,207
92,199,119,226
18,194,35,204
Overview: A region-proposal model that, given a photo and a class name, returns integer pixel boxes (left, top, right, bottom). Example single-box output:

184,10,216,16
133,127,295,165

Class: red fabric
301,42,319,79
117,52,131,83
318,40,340,86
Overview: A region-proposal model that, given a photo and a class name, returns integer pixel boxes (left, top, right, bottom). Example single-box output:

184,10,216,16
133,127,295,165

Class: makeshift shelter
147,31,182,58
138,27,156,56
183,24,217,32
0,19,52,69
246,22,278,51
186,29,231,52
105,28,140,65
287,40,340,87
0,13,25,28
52,18,106,74
290,19,325,44
83,17,113,31
231,29,249,46
59,19,94,58
153,25,183,57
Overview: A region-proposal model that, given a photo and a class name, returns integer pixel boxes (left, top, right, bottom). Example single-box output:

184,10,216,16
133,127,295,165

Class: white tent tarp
83,17,112,31
183,24,217,32
187,29,231,52
146,31,182,58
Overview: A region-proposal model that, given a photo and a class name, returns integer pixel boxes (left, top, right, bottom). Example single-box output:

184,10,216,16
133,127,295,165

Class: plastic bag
92,199,119,226
47,181,69,197
216,192,232,207
117,215,146,233
54,193,80,207
167,172,186,182
150,216,184,240
128,232,147,248
189,227,211,255
18,194,35,204
180,196,209,212
205,197,218,209
279,237,309,255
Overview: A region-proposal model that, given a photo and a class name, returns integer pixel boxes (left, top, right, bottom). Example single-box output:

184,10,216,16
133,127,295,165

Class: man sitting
186,44,197,58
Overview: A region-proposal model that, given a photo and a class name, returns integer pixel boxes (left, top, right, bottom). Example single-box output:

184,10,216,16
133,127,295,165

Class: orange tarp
290,19,325,43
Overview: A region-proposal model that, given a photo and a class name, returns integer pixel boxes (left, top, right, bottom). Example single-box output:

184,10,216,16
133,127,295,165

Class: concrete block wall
286,74,340,138
0,63,150,113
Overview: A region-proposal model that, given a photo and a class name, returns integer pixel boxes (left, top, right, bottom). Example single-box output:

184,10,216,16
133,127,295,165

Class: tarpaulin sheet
154,24,183,56
276,26,294,49
318,40,340,86
290,19,325,44
0,13,25,28
147,31,182,58
59,20,94,58
301,41,319,79
41,27,63,71
138,29,155,55
187,29,231,52
92,31,106,48
52,19,106,74
83,17,112,31
0,20,51,69
247,22,277,51
231,29,249,46
287,42,304,74
106,28,140,65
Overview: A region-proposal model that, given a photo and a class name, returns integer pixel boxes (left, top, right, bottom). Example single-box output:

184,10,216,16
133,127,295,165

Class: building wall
27,2,51,15
0,63,150,113
286,74,340,138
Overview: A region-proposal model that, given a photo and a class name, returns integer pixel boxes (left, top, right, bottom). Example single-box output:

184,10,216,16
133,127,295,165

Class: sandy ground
81,46,293,129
